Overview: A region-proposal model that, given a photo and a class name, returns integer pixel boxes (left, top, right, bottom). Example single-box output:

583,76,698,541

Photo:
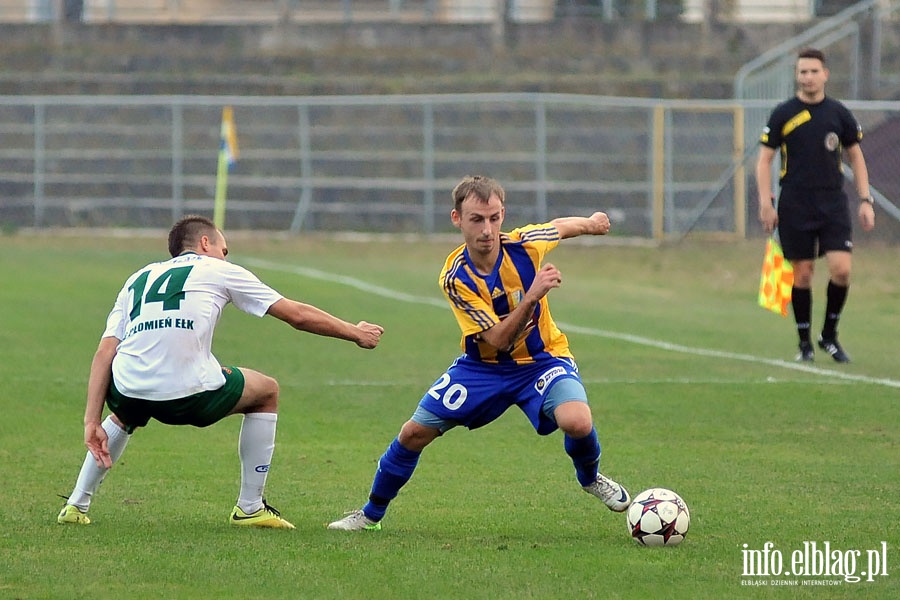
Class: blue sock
565,428,601,487
362,438,421,521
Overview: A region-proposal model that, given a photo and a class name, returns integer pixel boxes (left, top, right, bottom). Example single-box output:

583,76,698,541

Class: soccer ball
626,488,690,547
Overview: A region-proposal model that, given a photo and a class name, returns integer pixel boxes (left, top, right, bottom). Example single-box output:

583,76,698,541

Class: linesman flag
758,237,793,317
214,106,239,228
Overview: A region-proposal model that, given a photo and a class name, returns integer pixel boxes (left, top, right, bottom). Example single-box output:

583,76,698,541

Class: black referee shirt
760,96,862,190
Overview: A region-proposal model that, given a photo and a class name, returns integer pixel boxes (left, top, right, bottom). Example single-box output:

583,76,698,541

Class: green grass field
0,232,897,599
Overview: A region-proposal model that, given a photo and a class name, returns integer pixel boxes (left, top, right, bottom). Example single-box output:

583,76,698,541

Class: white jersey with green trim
101,252,283,401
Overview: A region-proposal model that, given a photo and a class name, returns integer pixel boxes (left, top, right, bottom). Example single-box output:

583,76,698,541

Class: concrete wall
0,19,810,98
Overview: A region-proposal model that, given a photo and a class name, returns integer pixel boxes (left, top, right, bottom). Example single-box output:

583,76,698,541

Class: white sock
236,412,277,514
67,416,131,512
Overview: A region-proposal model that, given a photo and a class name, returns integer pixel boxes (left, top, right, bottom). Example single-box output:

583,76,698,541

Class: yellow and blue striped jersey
439,222,572,364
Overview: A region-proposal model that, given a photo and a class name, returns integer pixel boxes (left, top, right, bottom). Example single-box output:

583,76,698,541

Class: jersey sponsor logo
491,286,505,299
824,132,839,151
760,126,771,144
122,317,195,340
534,366,567,394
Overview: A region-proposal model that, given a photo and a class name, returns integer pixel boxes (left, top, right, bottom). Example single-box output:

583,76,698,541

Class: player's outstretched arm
266,298,384,349
551,212,610,239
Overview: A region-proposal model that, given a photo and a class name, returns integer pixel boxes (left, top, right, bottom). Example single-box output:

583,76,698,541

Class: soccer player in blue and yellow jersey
756,47,875,363
328,175,631,531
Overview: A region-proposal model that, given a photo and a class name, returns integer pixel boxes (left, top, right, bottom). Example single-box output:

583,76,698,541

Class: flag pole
214,106,238,229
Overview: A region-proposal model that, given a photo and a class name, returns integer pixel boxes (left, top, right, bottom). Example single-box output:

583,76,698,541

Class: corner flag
758,237,793,317
214,106,239,229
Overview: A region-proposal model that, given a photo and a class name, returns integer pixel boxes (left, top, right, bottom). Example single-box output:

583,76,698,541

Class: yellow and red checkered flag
758,237,794,317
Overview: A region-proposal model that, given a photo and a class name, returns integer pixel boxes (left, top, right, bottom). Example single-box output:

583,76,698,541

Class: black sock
791,287,812,344
822,280,848,340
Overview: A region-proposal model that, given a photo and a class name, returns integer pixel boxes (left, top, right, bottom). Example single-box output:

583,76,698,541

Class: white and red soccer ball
626,488,690,547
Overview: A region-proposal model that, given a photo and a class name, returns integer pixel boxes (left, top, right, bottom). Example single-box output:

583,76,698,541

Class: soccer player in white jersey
57,215,384,528
328,175,630,532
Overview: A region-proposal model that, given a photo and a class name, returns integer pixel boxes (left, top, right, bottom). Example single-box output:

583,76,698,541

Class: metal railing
733,0,891,101
731,0,900,228
3,94,898,240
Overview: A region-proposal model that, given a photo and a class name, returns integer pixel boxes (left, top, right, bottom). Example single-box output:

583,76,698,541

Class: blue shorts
412,355,588,436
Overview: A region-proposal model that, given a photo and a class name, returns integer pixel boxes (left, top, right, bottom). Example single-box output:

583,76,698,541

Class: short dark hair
451,175,505,213
798,47,826,65
168,215,219,257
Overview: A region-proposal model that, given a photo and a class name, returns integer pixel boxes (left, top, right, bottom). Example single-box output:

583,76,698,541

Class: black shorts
776,187,852,261
106,366,245,434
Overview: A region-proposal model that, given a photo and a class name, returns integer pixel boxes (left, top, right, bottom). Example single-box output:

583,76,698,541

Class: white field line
244,258,900,389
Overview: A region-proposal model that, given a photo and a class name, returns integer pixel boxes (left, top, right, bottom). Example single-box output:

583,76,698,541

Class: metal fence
2,94,898,240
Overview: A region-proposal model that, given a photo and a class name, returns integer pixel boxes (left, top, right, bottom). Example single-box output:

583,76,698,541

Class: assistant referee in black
756,47,876,363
